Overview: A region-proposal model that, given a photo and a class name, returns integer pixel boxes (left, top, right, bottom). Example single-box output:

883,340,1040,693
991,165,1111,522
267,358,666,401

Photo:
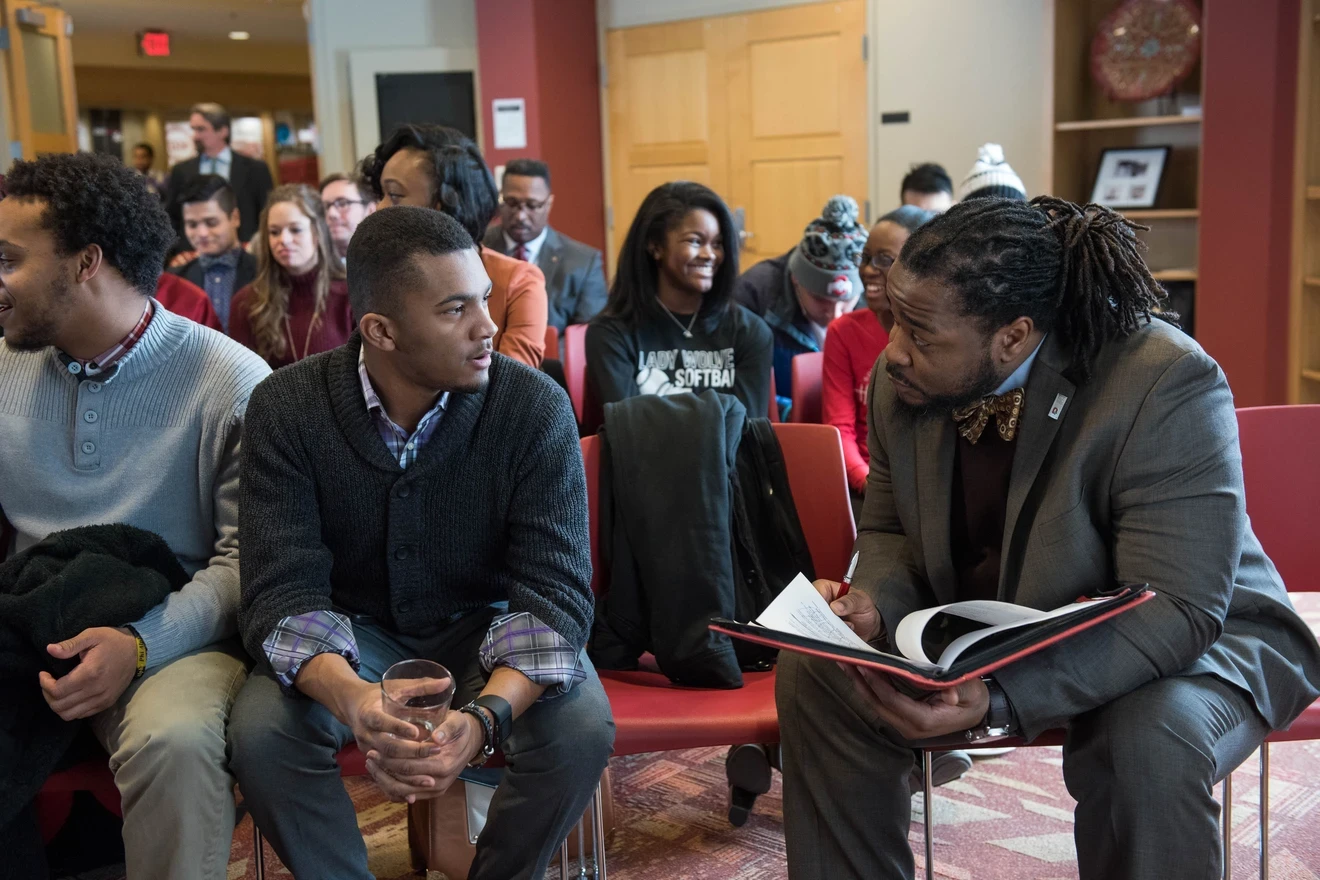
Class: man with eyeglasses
320,169,377,267
482,159,607,339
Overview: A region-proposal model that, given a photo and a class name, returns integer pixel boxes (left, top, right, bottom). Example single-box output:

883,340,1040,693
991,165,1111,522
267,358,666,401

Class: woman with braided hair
775,195,1320,880
361,124,549,367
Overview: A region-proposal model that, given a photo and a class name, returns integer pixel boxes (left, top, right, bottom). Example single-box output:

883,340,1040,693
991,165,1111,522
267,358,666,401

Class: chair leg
252,825,265,880
1259,743,1270,880
592,782,608,880
922,751,935,880
1222,772,1232,880
576,819,587,878
560,835,571,880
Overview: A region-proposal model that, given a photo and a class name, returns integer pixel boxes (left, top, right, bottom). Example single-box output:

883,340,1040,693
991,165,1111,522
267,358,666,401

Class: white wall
598,0,1050,215
307,0,477,177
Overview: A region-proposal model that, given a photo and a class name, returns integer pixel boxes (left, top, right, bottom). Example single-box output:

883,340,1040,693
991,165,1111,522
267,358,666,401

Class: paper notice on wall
492,98,527,149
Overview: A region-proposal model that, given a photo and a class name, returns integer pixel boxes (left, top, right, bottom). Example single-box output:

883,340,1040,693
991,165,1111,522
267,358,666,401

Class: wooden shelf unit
1051,0,1203,335
1290,0,1320,402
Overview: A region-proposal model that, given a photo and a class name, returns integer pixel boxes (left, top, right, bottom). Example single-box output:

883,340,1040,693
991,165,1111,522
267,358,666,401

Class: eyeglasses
500,196,549,213
861,251,896,271
323,198,368,212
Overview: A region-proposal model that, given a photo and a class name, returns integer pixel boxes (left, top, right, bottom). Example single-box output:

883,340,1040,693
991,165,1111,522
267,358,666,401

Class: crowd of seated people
2,112,1319,880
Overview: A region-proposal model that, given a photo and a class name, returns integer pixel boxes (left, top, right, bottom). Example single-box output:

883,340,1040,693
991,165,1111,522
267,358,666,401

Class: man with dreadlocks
774,196,1320,880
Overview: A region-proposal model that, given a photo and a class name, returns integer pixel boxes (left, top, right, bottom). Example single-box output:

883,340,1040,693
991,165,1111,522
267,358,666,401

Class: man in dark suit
166,103,274,243
170,176,257,332
775,197,1320,880
482,159,607,336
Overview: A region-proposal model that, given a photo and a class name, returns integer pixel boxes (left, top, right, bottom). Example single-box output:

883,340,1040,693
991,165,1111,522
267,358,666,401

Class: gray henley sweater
0,304,271,667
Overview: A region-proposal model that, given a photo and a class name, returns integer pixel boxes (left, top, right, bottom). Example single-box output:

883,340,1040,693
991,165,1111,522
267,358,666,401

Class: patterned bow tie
952,388,1025,444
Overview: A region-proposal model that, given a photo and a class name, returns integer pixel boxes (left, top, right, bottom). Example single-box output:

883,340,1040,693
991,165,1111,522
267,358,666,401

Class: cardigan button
396,485,411,499
396,600,413,614
394,546,411,560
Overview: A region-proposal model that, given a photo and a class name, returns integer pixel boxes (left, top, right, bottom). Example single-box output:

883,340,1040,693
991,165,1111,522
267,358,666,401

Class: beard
887,347,1002,420
3,275,74,351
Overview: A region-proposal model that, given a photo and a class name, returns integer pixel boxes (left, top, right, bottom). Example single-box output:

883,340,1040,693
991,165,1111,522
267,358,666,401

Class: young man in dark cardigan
227,206,614,880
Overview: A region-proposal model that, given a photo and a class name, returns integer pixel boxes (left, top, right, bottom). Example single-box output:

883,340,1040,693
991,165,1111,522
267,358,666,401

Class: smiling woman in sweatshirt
586,181,772,418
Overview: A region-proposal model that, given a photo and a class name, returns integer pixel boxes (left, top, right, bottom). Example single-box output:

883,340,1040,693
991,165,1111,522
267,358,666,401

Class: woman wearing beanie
957,143,1028,202
229,184,353,368
821,205,936,504
733,195,867,420
586,181,772,418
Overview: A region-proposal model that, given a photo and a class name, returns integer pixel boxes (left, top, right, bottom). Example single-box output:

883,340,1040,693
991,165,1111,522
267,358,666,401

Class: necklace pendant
683,330,693,338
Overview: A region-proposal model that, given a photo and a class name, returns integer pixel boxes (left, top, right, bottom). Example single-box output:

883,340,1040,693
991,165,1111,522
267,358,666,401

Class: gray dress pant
775,650,1269,880
228,606,615,880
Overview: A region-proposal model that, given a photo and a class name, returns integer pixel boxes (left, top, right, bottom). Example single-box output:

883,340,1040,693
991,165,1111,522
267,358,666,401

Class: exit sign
137,30,170,57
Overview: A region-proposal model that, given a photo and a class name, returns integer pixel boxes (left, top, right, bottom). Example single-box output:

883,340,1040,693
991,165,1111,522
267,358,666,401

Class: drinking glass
380,659,455,741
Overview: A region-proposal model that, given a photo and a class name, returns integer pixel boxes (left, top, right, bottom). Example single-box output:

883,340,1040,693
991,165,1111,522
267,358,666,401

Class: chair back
563,323,589,425
1237,405,1320,592
789,352,824,424
544,325,560,361
578,421,855,597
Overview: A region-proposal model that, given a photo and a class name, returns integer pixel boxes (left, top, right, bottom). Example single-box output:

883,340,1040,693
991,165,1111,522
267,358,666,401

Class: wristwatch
964,676,1017,743
459,695,514,768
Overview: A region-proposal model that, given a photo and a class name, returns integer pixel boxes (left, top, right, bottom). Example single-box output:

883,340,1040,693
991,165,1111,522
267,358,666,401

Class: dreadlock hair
898,195,1172,382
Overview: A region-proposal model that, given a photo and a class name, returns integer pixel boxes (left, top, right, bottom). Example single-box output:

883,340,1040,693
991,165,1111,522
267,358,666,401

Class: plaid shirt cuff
479,612,587,699
262,610,360,695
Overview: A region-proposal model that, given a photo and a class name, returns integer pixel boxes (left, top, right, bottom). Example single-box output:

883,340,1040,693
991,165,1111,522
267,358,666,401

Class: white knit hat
957,143,1027,202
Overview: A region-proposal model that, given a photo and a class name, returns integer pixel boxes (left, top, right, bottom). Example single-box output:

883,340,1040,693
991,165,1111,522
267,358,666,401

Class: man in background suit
775,197,1320,880
483,158,607,336
166,103,274,243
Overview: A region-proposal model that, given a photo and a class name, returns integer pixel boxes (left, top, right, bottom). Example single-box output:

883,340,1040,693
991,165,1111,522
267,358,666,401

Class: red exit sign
137,30,170,57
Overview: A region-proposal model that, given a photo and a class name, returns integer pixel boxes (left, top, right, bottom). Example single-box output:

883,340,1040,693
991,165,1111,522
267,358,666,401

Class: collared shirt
260,344,587,697
994,336,1046,396
198,248,242,331
357,345,448,469
60,300,155,379
198,147,233,181
503,225,548,265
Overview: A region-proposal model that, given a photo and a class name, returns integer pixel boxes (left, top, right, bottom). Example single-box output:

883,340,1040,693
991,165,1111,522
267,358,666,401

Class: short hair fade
899,162,953,198
503,158,551,189
347,205,475,318
179,174,237,215
2,152,174,295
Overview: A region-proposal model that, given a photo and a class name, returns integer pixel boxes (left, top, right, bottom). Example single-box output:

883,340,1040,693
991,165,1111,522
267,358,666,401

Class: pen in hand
838,551,859,598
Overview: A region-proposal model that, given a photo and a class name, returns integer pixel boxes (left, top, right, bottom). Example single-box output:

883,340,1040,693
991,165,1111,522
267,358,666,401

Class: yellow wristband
125,626,147,679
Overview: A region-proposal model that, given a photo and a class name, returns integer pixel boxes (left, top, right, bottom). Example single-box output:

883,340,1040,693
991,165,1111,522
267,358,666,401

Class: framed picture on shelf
1090,146,1171,209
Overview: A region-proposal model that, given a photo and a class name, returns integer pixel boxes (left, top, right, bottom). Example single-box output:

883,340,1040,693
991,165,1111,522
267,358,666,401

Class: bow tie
199,250,241,271
952,388,1025,444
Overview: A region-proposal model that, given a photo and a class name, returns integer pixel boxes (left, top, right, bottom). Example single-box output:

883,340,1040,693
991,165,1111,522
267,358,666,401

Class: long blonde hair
246,183,345,361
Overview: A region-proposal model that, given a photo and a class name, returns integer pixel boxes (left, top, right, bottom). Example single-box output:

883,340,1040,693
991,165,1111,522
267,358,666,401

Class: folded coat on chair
0,524,186,873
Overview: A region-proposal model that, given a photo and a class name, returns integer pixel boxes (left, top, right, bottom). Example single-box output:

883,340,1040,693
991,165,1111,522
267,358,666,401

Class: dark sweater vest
237,335,593,667
950,431,1018,603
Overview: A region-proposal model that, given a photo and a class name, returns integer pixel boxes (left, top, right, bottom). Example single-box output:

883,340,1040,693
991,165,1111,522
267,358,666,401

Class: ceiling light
229,30,250,40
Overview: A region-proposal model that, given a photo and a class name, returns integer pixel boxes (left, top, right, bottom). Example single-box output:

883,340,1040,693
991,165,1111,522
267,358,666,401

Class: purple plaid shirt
261,347,586,696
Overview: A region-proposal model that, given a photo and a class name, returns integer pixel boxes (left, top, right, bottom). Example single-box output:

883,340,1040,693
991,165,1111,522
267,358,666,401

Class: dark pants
776,649,1268,880
228,607,614,880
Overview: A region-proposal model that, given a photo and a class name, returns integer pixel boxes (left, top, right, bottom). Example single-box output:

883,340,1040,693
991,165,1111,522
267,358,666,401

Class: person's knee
116,711,227,783
1068,699,1215,802
517,682,615,775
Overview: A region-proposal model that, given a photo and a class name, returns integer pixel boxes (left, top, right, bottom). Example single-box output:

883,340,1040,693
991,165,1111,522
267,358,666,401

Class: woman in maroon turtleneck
229,184,352,368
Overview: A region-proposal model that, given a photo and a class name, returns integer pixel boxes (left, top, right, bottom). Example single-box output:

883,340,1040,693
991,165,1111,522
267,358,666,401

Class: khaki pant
89,640,249,880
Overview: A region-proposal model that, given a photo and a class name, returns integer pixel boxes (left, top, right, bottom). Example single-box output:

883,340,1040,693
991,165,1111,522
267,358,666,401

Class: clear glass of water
380,659,455,741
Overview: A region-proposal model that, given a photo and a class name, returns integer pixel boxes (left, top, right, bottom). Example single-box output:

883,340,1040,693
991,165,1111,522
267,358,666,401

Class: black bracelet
459,702,496,767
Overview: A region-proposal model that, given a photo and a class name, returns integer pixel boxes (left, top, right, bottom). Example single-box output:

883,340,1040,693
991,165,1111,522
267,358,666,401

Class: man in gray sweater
0,153,270,876
228,206,614,879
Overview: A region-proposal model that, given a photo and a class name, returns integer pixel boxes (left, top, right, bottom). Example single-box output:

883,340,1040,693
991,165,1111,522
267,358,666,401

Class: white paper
894,597,1113,671
754,575,889,656
492,98,527,149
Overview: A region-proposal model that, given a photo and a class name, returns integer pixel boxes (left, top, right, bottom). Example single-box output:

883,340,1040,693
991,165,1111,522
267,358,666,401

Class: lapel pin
1048,393,1068,420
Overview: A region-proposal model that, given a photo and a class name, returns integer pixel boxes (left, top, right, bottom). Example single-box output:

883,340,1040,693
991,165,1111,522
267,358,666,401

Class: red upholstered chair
767,372,780,423
581,422,855,873
563,323,589,427
789,351,824,424
544,325,560,362
917,405,1320,880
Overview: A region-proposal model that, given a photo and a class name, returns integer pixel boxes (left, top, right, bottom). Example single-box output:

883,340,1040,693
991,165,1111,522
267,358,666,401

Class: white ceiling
56,0,308,42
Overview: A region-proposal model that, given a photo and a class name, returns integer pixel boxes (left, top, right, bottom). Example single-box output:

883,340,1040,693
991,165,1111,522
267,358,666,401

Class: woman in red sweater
230,184,352,368
822,205,936,504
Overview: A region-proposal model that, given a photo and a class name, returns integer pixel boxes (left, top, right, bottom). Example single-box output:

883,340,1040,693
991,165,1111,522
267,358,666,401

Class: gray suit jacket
857,320,1320,739
483,226,608,334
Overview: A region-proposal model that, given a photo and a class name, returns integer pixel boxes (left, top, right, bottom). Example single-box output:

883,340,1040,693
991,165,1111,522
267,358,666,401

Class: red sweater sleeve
822,315,869,494
228,285,258,353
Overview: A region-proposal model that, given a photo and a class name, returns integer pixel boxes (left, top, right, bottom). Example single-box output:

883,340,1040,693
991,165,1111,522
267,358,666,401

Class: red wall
1197,0,1301,406
475,0,606,252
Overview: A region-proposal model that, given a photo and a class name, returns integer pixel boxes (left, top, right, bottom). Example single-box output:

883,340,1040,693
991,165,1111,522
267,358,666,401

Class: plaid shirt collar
358,345,448,469
59,299,154,378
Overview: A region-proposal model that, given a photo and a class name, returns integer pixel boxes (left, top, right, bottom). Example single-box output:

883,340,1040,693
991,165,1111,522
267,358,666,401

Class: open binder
710,574,1154,690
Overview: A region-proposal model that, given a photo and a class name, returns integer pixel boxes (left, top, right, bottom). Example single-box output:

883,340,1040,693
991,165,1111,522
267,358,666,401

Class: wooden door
604,1,867,276
605,18,730,275
2,0,78,157
725,1,867,269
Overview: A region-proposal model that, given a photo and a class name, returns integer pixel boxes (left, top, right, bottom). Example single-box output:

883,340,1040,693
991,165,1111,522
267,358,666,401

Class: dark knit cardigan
237,335,593,666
